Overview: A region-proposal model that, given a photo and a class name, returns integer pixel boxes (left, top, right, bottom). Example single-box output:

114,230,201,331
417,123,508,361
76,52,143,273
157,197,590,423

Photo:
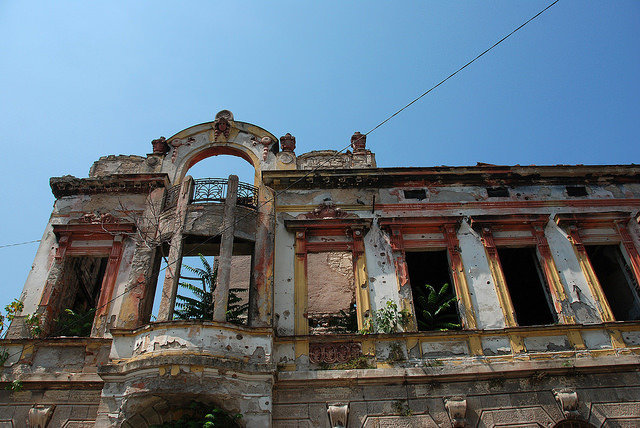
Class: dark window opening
566,186,588,197
497,247,556,326
406,251,460,331
307,251,356,334
487,187,510,197
56,256,108,336
586,245,640,321
403,189,427,200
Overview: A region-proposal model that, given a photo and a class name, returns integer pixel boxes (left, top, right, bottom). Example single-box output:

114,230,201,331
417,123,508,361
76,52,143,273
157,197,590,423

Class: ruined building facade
3,111,640,427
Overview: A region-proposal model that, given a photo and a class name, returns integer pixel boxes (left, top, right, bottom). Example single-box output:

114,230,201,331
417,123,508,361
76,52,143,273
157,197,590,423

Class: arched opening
177,144,261,187
150,149,260,325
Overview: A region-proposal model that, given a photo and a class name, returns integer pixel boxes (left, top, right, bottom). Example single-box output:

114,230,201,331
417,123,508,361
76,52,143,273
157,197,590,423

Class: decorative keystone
28,404,55,428
554,388,580,419
151,136,169,155
351,131,366,152
213,116,231,140
444,396,468,428
327,403,349,428
280,133,296,152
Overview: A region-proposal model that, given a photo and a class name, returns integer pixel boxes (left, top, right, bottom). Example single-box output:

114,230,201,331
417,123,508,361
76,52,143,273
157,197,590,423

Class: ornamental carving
280,133,296,152
214,116,231,140
309,342,362,364
299,202,353,220
151,136,170,155
169,137,194,163
252,136,273,161
76,212,119,224
351,131,366,152
553,388,580,419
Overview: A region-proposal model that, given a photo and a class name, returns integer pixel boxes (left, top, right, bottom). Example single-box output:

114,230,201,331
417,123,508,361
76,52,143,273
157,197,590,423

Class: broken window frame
284,217,372,338
471,215,569,328
378,217,476,331
43,222,135,337
555,211,640,323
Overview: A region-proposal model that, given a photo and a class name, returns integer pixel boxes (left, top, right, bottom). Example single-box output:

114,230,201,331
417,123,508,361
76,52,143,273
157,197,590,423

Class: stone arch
119,392,243,428
164,111,279,187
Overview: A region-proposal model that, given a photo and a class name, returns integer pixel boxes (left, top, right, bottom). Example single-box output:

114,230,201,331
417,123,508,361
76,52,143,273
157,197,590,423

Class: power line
366,0,559,137
0,240,40,249
1,0,560,361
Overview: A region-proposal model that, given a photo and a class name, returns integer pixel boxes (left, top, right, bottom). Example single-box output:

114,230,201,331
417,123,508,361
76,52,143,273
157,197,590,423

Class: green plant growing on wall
413,283,461,331
24,314,42,338
371,301,412,334
6,380,23,392
0,299,41,339
174,254,248,324
55,307,96,337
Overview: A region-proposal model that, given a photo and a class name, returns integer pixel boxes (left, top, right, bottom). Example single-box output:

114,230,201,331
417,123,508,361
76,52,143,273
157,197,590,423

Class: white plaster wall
105,238,138,334
457,221,506,329
545,219,602,324
20,219,57,314
273,217,295,336
364,218,400,315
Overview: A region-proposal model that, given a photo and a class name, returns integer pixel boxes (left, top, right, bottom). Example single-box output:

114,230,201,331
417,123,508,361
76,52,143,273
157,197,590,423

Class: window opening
487,187,509,198
497,247,556,326
307,251,356,334
586,244,640,321
406,250,460,331
56,256,108,336
403,189,427,200
154,235,252,324
566,186,588,197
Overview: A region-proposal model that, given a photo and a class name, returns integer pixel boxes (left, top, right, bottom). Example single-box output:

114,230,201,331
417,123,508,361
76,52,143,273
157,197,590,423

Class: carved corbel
553,388,580,419
480,227,497,256
28,404,55,428
444,396,468,427
295,230,307,257
566,225,586,254
532,222,552,257
54,235,69,261
327,403,349,428
351,227,365,256
388,226,404,252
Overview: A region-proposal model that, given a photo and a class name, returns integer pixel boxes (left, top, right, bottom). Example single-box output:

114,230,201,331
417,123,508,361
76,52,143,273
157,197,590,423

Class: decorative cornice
263,164,640,190
555,211,635,228
470,214,550,231
50,173,169,198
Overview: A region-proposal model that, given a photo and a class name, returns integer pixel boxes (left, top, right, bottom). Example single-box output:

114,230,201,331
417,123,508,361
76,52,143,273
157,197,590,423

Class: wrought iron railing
163,178,258,211
236,181,259,208
192,178,228,204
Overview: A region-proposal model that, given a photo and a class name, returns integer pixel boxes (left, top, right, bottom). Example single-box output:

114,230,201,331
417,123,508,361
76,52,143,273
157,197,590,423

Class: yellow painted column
443,224,478,330
293,231,309,359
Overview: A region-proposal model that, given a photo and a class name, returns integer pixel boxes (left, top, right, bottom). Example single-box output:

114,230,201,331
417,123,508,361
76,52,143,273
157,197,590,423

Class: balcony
162,177,258,212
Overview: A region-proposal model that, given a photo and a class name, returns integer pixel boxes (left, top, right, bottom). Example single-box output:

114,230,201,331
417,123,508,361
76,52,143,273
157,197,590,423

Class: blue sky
1,1,638,317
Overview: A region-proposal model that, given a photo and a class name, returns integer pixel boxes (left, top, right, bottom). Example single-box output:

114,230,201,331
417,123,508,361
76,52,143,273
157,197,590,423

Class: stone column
157,177,193,322
213,175,238,322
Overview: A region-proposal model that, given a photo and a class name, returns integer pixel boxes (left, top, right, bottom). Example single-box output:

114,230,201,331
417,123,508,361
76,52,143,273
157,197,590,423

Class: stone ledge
50,174,169,198
276,350,640,385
